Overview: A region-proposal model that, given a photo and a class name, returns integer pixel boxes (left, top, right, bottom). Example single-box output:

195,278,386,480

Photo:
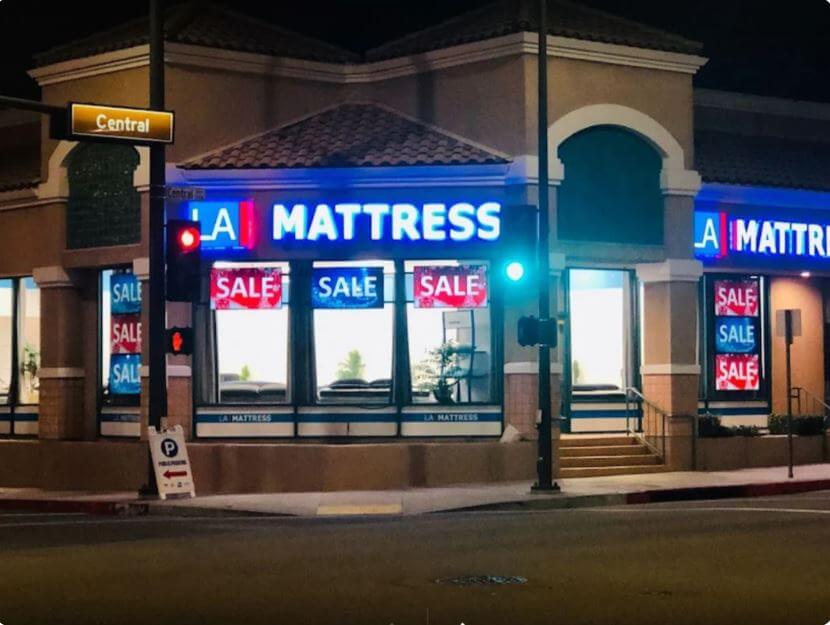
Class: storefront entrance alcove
564,268,639,433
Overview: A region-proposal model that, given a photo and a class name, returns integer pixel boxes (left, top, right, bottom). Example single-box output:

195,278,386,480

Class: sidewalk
4,464,828,518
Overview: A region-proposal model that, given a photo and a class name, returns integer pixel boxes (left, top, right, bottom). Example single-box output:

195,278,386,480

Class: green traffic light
506,261,525,282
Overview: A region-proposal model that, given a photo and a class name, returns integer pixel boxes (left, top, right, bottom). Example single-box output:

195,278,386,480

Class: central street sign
69,102,175,144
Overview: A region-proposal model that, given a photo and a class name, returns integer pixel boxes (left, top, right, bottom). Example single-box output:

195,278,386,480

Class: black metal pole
148,0,167,461
785,311,794,479
533,0,558,492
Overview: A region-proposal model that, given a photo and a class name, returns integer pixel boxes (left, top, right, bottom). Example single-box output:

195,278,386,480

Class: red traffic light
177,226,201,253
166,326,193,355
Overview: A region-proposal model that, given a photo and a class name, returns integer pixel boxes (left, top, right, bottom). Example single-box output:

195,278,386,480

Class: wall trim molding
32,265,74,289
636,258,703,283
39,367,85,379
28,35,706,88
167,365,192,378
504,361,564,375
132,257,150,281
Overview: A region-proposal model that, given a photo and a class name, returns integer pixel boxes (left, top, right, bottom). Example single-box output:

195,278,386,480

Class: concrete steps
559,434,667,478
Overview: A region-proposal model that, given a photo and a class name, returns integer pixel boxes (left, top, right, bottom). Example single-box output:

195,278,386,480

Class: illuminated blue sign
110,272,141,315
272,201,501,243
695,209,830,263
109,354,141,395
189,200,256,250
715,317,757,354
312,267,384,309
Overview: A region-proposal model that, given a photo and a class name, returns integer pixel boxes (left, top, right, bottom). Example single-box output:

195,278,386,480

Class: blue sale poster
311,267,384,309
111,272,142,315
715,317,757,354
109,353,141,395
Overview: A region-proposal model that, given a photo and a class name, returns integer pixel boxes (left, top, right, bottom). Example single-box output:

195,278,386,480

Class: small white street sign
148,425,196,500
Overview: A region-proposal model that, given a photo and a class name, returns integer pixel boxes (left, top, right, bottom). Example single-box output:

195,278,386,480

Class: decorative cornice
29,33,707,88
636,258,703,283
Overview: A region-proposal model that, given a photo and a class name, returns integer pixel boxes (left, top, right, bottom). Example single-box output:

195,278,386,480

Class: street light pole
533,0,559,492
148,0,167,442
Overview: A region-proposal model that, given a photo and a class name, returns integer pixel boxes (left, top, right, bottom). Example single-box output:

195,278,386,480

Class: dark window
557,125,663,245
67,144,140,249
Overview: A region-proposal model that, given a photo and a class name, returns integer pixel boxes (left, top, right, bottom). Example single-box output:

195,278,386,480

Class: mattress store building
1,3,828,491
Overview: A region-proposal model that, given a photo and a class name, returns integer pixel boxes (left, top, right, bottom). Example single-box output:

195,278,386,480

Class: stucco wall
769,277,825,414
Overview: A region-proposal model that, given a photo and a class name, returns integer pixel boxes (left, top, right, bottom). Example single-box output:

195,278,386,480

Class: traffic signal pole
533,0,559,492
148,0,167,457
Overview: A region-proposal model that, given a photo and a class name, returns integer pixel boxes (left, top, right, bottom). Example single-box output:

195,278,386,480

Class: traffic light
505,261,526,282
166,219,201,301
166,326,193,356
517,316,558,348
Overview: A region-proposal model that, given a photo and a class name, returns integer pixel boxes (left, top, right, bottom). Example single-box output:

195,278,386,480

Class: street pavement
1,491,829,625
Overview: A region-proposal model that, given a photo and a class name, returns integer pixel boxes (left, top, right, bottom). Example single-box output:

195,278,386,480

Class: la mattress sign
695,210,830,262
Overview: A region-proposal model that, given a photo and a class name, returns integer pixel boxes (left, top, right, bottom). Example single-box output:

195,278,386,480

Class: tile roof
366,0,702,62
179,102,510,170
35,2,359,67
696,130,830,192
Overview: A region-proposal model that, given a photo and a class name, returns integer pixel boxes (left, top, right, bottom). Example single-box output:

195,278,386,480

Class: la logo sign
189,200,256,251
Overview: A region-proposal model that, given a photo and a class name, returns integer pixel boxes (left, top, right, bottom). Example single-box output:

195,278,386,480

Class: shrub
698,414,733,438
730,425,761,437
768,414,826,436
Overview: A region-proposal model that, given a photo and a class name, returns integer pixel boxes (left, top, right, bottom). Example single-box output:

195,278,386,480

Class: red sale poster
111,314,141,355
210,268,283,310
414,265,488,309
713,280,759,317
715,354,760,391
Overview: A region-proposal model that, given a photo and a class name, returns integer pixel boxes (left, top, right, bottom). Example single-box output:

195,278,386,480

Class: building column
636,258,702,470
33,266,86,440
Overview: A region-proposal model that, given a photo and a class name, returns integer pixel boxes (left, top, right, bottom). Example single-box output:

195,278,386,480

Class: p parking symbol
161,438,179,458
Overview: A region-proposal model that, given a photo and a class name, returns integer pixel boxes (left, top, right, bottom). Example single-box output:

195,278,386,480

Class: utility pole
147,0,167,482
533,0,559,492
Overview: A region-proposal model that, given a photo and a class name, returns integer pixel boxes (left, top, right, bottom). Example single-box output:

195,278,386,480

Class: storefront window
406,260,492,404
101,269,142,407
312,261,394,404
0,279,12,405
17,278,40,404
569,269,629,392
212,262,290,404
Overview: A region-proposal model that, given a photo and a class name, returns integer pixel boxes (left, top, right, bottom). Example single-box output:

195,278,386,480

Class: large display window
0,279,12,406
208,262,291,404
702,274,769,400
405,260,493,404
312,261,394,404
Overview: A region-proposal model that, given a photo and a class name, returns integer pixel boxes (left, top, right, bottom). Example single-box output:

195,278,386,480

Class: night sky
2,0,829,102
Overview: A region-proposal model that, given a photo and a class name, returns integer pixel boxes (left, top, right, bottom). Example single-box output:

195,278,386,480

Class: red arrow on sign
163,470,188,479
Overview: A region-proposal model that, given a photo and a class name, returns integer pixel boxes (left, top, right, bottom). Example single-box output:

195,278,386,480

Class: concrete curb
624,478,830,505
2,478,828,518
0,498,149,516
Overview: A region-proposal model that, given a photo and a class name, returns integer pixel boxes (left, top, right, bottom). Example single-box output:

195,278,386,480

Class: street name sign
148,425,195,499
69,102,175,144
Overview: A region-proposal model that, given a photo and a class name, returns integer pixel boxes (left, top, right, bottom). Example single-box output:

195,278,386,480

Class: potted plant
412,341,463,404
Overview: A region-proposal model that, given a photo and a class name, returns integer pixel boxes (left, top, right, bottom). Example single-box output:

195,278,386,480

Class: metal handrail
624,386,669,461
790,386,830,427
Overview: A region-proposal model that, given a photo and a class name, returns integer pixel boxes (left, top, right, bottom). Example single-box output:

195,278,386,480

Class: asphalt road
1,492,829,625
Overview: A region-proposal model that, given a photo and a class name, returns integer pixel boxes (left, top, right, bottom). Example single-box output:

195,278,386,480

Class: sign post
776,309,802,479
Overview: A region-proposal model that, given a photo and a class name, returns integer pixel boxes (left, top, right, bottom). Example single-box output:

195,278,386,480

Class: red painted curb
625,479,830,505
0,498,149,516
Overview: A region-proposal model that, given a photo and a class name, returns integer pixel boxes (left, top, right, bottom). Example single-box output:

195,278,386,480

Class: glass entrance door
566,269,637,432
